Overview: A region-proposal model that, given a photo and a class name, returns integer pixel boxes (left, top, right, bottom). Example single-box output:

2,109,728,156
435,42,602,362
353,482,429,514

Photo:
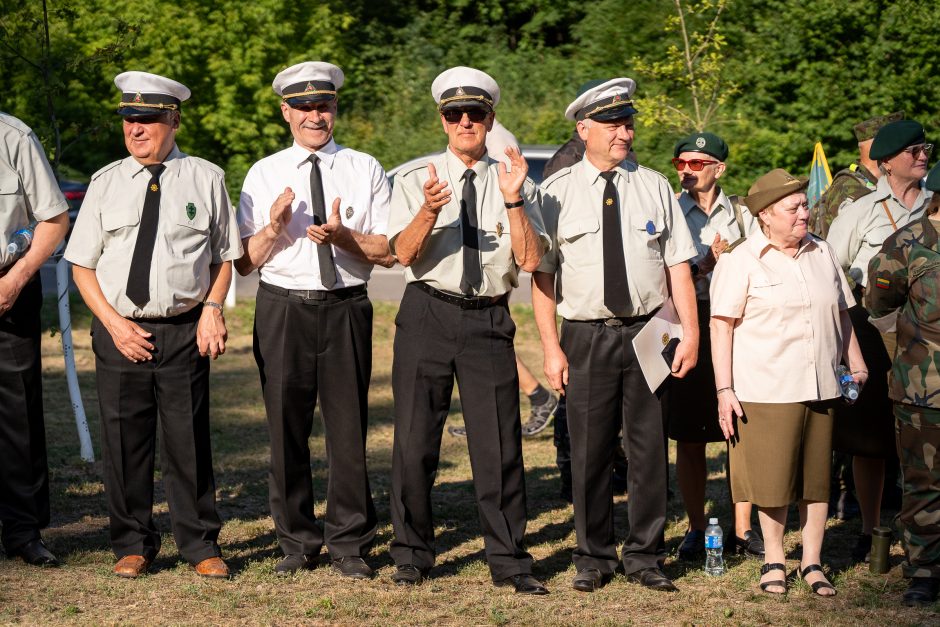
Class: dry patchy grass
0,299,936,625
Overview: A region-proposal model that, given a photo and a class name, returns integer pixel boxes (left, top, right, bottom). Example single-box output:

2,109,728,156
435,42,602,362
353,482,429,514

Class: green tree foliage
1,0,938,199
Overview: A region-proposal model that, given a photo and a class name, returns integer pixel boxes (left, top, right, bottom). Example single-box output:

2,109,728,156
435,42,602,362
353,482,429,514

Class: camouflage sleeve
812,173,870,238
866,232,909,318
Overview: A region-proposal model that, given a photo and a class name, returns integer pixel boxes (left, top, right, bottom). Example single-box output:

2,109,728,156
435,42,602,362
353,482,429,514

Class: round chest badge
695,136,706,148
645,220,656,235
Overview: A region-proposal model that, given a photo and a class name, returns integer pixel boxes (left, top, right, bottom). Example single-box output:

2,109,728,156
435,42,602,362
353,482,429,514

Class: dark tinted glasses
442,107,489,124
671,157,718,171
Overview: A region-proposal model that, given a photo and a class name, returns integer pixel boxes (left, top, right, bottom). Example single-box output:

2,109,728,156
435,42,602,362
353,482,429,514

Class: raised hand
422,163,451,215
307,198,345,245
497,146,528,202
269,187,295,235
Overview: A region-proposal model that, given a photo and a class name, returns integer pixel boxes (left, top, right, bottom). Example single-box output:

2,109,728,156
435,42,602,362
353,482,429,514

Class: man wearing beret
533,78,699,593
0,112,70,567
668,131,764,562
66,71,242,578
811,112,903,238
236,61,392,578
866,162,940,607
387,66,548,594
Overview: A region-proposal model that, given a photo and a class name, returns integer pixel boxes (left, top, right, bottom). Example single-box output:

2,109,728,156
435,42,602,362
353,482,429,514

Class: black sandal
759,562,787,594
800,564,836,597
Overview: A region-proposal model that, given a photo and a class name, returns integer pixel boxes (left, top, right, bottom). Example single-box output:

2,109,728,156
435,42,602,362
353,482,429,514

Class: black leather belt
260,281,366,302
570,309,658,327
411,281,507,310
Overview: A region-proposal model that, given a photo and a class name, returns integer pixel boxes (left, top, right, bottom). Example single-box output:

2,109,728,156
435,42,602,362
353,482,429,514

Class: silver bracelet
204,300,223,313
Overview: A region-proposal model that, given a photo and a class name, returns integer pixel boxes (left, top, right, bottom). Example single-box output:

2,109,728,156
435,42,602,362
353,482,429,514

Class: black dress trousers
92,306,222,565
389,283,533,580
253,283,377,559
0,278,50,553
561,317,668,576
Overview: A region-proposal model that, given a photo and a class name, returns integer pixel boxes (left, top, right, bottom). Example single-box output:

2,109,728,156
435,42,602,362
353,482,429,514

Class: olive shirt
810,162,878,238
828,175,932,288
65,146,242,318
0,113,68,271
867,214,940,414
678,189,757,301
710,229,855,403
537,158,697,320
387,147,548,297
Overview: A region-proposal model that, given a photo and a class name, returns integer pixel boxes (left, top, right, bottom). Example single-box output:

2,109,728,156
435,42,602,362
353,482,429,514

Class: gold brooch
496,222,504,237
150,184,159,192
605,198,613,206
661,333,670,346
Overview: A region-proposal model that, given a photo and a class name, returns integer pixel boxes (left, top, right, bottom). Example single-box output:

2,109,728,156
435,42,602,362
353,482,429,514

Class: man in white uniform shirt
236,61,393,578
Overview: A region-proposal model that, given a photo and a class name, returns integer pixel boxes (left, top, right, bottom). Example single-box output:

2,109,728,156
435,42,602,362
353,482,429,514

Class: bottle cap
709,517,718,525
872,526,892,538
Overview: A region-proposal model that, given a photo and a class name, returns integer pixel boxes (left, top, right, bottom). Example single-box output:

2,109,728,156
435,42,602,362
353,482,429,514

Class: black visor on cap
117,92,181,116
282,80,337,106
438,86,494,111
578,96,637,121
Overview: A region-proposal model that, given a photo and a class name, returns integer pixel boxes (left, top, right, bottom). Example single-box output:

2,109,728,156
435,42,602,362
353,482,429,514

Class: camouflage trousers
894,403,940,579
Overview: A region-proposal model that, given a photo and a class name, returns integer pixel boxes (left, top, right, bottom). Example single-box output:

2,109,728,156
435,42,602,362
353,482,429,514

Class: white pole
225,269,236,308
56,257,94,462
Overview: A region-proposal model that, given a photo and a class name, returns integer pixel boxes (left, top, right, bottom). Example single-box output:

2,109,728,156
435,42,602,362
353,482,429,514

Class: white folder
631,297,684,393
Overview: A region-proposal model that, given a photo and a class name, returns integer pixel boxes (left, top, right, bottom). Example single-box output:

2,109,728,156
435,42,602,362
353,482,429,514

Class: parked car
58,179,88,241
386,144,560,186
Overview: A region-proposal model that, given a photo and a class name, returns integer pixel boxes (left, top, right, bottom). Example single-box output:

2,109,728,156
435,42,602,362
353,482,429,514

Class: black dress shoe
731,530,765,558
677,529,705,560
627,567,678,592
12,539,59,567
850,533,872,564
274,553,316,576
391,564,426,585
494,573,549,595
572,568,607,592
331,556,373,579
903,577,940,607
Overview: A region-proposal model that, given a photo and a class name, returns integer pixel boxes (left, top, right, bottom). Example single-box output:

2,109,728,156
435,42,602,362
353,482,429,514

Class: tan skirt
730,401,835,508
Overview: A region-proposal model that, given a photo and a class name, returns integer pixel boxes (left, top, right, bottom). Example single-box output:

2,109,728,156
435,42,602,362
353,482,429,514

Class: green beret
673,131,728,161
853,111,904,142
741,168,808,216
926,162,940,193
870,120,925,161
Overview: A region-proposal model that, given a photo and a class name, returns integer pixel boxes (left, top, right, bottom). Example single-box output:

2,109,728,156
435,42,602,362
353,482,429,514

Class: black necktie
308,154,337,289
126,163,166,308
600,171,630,313
459,169,482,294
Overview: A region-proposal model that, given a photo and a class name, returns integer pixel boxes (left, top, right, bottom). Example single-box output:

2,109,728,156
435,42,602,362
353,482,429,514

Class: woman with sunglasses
828,120,934,563
667,132,765,564
711,169,866,597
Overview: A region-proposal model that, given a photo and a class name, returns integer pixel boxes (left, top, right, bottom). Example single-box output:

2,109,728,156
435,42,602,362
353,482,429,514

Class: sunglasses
901,143,934,159
442,108,489,124
671,157,718,171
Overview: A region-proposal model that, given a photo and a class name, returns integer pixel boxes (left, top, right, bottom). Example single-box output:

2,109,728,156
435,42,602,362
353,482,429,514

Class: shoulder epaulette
540,166,572,188
90,160,123,181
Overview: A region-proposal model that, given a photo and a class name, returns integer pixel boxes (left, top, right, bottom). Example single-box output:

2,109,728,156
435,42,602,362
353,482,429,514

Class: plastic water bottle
6,226,33,256
704,518,724,576
837,365,859,401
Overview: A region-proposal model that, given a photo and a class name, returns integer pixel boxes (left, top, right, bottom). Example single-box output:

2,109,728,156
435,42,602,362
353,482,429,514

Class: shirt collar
444,146,489,183
580,154,632,186
874,174,930,209
745,226,819,258
679,188,733,220
288,138,339,170
122,145,183,179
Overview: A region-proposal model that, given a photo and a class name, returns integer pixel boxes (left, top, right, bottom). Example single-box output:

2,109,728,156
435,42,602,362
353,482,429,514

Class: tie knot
600,171,617,183
146,163,165,178
463,169,475,182
308,154,320,166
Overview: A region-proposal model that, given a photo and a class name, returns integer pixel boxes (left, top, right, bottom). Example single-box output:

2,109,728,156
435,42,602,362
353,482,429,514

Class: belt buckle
604,318,623,327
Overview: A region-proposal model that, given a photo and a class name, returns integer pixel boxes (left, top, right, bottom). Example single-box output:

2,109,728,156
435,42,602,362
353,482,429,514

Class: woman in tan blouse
709,169,867,596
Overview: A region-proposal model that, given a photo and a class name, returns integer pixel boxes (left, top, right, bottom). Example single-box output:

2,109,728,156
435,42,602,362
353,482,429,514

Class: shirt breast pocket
633,215,665,260
480,215,512,268
101,209,141,250
558,217,600,266
169,212,211,259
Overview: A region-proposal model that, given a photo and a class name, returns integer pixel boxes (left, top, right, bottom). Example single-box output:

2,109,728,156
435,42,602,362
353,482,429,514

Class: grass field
0,298,936,625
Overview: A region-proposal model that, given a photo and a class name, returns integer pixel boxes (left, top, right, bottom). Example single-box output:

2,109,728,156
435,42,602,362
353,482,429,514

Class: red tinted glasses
671,157,718,171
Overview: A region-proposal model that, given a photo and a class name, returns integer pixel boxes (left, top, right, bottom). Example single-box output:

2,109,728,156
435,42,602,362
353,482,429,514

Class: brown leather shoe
194,557,230,579
113,555,150,578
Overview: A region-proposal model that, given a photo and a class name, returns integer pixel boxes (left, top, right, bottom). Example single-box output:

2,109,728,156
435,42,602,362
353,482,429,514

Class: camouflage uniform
811,162,878,238
867,213,940,580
